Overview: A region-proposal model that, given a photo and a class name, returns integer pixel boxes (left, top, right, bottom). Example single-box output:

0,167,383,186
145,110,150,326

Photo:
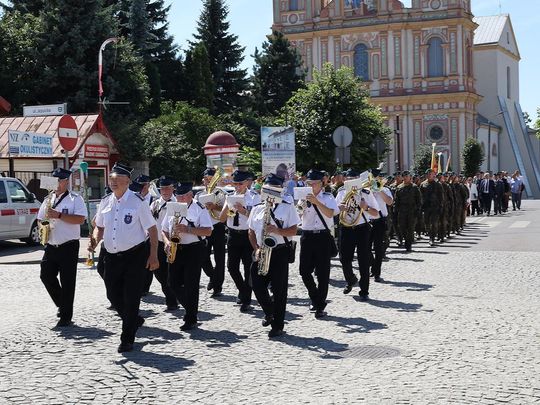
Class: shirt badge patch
124,214,133,224
62,208,69,214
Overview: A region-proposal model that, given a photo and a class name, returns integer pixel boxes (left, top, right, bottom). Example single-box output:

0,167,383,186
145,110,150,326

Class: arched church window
429,125,444,141
289,0,299,11
354,43,369,81
427,37,444,77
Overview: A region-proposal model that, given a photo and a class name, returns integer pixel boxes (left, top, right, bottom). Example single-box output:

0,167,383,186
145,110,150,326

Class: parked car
0,175,41,245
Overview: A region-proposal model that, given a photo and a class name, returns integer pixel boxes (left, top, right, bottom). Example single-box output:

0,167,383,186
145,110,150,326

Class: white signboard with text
23,104,67,117
261,127,296,180
8,130,54,157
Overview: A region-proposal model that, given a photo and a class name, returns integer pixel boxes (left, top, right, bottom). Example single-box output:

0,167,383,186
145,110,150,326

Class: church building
271,0,540,197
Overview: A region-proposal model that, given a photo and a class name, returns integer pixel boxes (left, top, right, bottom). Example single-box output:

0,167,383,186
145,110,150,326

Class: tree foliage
282,64,391,172
461,138,485,177
183,43,214,111
412,144,433,174
251,31,305,116
192,0,248,114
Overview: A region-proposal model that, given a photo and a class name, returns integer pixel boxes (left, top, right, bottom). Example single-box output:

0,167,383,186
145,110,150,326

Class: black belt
228,228,248,234
47,239,79,248
107,241,146,257
179,240,205,247
302,229,330,235
273,243,287,250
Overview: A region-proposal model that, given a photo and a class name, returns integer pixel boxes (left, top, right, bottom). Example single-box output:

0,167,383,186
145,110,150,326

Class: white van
0,176,42,245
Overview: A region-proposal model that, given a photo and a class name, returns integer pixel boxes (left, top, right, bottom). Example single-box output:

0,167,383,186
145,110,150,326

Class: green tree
0,0,44,14
183,43,214,111
461,138,485,177
192,0,248,114
237,146,262,174
412,144,433,174
282,64,391,172
140,102,220,180
251,31,305,116
535,108,540,136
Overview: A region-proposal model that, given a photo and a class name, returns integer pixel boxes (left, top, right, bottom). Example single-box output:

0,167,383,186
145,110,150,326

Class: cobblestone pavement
1,204,539,404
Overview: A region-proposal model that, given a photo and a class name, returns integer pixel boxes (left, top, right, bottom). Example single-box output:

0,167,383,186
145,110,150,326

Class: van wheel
21,221,40,246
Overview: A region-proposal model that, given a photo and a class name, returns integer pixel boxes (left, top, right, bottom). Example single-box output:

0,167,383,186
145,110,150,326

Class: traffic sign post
58,115,79,152
333,126,353,165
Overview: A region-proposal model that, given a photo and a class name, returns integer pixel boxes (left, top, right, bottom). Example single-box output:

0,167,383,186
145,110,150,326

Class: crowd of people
35,163,527,353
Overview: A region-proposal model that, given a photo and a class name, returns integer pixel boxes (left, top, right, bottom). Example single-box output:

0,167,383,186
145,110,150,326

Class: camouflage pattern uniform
420,175,444,245
394,178,422,252
439,176,454,240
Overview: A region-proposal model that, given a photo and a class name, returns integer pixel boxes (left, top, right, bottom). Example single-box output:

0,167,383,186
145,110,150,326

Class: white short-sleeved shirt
226,191,261,230
335,188,381,224
162,201,213,245
150,195,177,242
95,190,156,253
373,187,393,218
37,191,88,245
300,191,339,231
248,199,301,247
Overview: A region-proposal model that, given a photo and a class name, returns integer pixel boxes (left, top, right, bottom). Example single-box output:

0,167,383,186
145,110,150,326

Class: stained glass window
428,37,444,77
354,43,369,81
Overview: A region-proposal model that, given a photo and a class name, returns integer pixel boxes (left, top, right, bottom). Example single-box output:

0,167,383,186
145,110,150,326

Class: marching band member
149,176,179,311
162,182,213,331
91,163,159,352
197,168,226,297
38,168,87,327
298,169,339,319
336,169,380,300
248,174,300,338
369,168,393,282
219,170,261,313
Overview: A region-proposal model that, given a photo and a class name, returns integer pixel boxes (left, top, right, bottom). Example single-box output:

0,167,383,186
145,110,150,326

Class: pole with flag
445,153,452,173
98,37,119,102
430,143,437,172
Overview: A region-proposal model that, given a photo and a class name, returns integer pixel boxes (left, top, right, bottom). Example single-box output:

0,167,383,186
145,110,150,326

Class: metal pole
395,115,401,171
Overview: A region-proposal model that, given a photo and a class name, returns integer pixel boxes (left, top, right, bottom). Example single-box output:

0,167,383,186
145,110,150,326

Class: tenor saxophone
167,213,181,263
257,197,279,276
39,190,54,245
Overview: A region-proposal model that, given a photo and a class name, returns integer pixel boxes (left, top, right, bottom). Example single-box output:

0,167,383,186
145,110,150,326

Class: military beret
306,169,325,181
264,173,285,187
175,182,193,195
401,170,411,176
159,175,176,187
425,169,435,175
393,171,402,177
52,168,72,179
111,162,133,177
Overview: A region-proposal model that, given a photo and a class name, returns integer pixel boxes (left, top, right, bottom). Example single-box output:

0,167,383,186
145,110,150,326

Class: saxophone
39,190,55,245
257,187,283,276
167,213,181,263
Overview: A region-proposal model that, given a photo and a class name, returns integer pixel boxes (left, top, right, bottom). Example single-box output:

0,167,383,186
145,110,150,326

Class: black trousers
339,224,371,296
481,193,492,214
142,240,153,294
299,232,331,311
155,241,178,308
370,218,386,278
227,230,253,305
202,222,226,291
104,242,147,344
40,240,79,321
511,192,521,209
494,195,503,214
168,241,205,324
251,246,289,331
471,200,480,216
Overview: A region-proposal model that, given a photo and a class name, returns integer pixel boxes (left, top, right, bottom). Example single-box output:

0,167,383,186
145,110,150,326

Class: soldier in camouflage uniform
394,171,422,252
438,173,454,241
450,173,462,235
457,175,470,230
389,172,403,246
413,174,425,240
420,169,444,246
383,175,395,257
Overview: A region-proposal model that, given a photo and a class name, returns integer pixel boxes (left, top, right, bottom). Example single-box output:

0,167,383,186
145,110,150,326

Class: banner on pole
261,127,296,180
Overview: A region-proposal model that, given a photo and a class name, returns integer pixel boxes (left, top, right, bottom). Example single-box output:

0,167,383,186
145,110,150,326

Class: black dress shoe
268,328,284,338
309,304,317,312
262,316,274,327
236,297,242,305
428,240,435,246
207,281,214,291
165,305,179,312
117,342,133,353
358,293,369,301
240,303,253,313
374,276,382,282
56,309,61,318
314,310,327,319
211,290,223,298
137,316,145,328
343,283,354,294
180,321,197,331
55,319,73,327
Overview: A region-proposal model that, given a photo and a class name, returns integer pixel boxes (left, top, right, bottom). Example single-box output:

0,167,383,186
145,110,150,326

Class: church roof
473,15,509,45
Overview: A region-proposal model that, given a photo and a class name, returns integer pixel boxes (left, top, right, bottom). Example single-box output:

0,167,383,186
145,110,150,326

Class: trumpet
39,190,55,245
167,213,181,264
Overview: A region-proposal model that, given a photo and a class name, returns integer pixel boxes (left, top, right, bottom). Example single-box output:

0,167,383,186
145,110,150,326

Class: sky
168,0,539,121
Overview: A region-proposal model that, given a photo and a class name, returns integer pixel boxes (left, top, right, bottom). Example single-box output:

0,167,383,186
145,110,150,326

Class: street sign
332,126,353,147
7,130,53,157
23,103,67,117
335,147,351,165
58,115,78,151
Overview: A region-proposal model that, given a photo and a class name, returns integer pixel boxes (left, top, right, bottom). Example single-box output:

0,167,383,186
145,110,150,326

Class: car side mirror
27,193,36,203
